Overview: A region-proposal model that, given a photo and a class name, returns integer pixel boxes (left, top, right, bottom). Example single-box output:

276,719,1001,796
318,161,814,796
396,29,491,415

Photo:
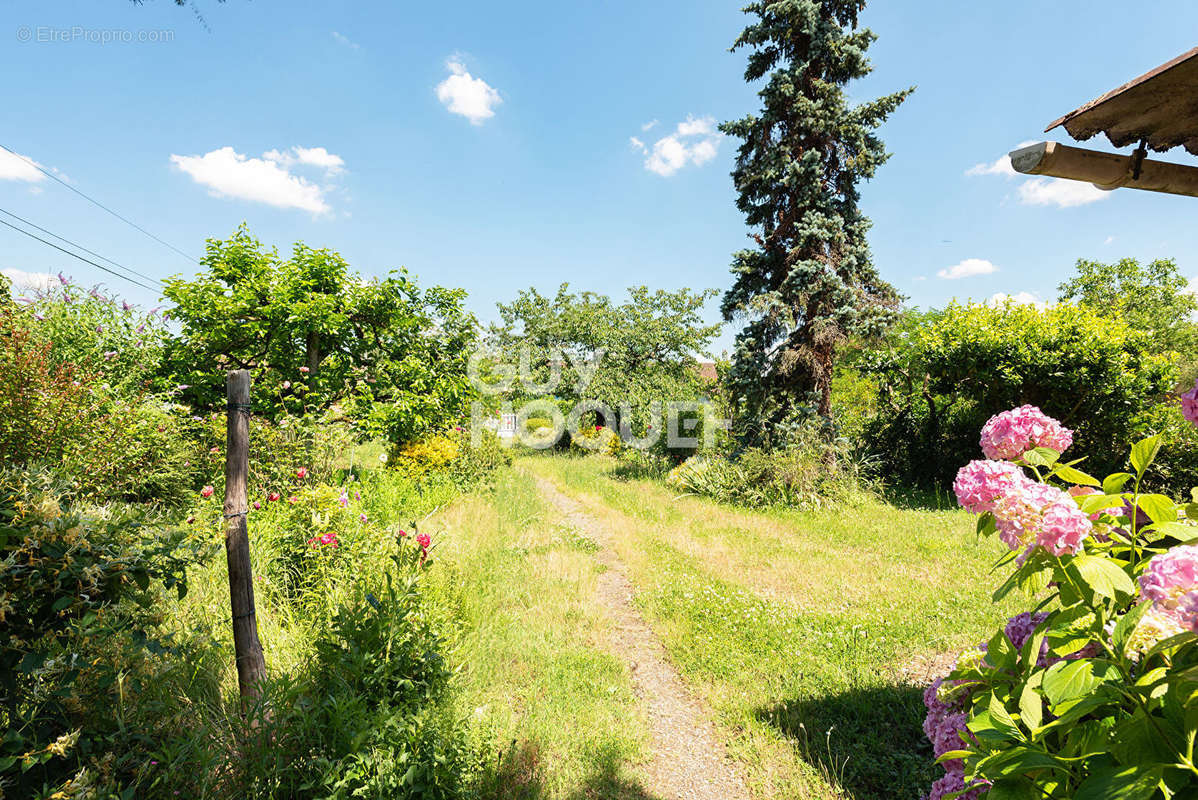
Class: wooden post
1010,141,1198,198
224,369,266,706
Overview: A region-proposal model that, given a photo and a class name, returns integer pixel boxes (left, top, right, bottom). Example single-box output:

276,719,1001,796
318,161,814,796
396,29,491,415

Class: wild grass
523,454,1019,800
424,467,654,798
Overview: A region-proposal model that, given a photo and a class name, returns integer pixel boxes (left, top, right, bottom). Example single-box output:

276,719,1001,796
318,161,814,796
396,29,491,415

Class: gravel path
535,476,751,800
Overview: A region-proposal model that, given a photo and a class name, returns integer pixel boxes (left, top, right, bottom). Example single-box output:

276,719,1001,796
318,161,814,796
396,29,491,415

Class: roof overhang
1047,46,1198,155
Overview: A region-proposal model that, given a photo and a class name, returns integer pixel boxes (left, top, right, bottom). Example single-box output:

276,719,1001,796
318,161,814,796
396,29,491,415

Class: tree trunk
306,331,320,374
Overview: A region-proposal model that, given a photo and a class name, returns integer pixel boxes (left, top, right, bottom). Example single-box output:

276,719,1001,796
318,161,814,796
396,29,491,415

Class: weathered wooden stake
224,369,267,706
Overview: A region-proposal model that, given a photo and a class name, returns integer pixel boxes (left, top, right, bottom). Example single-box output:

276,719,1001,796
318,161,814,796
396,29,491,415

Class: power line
0,142,198,265
0,213,160,293
0,207,163,288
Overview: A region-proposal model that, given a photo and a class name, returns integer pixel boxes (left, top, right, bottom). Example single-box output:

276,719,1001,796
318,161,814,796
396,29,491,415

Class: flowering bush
924,406,1198,799
19,275,167,395
1181,380,1198,426
570,424,623,456
0,310,197,503
0,470,203,797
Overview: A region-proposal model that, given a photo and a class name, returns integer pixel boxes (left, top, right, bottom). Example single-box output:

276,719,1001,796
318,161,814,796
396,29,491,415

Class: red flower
299,366,310,373
252,501,261,510
296,467,308,479
417,532,431,551
288,495,299,504
200,485,214,498
268,492,281,502
595,425,602,432
398,529,408,538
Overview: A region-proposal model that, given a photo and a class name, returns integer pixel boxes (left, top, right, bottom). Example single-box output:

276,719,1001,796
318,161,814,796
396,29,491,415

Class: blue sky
2,0,1197,354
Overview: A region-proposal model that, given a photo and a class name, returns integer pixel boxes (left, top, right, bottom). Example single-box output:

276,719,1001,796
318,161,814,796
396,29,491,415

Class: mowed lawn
426,456,1019,799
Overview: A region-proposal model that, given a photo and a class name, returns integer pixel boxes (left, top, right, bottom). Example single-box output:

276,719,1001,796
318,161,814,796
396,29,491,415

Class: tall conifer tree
721,1,910,436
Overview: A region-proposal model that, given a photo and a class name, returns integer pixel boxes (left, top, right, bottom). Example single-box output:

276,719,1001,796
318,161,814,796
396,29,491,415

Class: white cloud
965,141,1037,177
0,149,46,183
263,145,346,175
641,119,659,132
1,268,55,291
1017,177,1109,208
966,154,1016,178
170,146,343,214
987,291,1048,309
436,59,501,125
332,31,359,49
630,115,723,177
1104,235,1115,245
938,258,999,280
913,275,927,282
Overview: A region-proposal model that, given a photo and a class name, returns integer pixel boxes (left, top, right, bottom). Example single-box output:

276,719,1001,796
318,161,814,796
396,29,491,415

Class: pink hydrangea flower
1140,546,1198,632
926,765,988,800
979,405,1073,460
1182,380,1198,426
922,675,989,800
993,481,1092,558
953,460,1026,514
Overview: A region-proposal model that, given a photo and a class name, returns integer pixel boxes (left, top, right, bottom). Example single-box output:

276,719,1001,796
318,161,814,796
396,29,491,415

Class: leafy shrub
923,405,1198,799
863,301,1175,487
20,277,168,396
155,488,475,800
665,423,870,510
571,425,622,456
389,428,510,489
1132,399,1198,495
0,310,196,504
393,433,461,478
0,470,205,798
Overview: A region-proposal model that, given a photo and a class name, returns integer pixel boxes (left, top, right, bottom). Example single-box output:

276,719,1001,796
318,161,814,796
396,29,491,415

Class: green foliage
490,283,719,454
0,471,204,799
161,225,479,447
1131,402,1198,494
1058,257,1198,383
23,277,168,395
941,435,1198,799
863,301,1175,486
720,0,910,430
665,421,871,510
0,309,197,504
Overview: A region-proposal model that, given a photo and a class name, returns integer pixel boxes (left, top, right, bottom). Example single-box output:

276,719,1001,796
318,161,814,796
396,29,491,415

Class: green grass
521,454,1019,800
154,453,1017,799
424,466,653,798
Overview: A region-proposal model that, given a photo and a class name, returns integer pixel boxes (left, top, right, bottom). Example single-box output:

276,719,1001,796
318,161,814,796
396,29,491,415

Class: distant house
481,413,517,440
696,361,718,383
